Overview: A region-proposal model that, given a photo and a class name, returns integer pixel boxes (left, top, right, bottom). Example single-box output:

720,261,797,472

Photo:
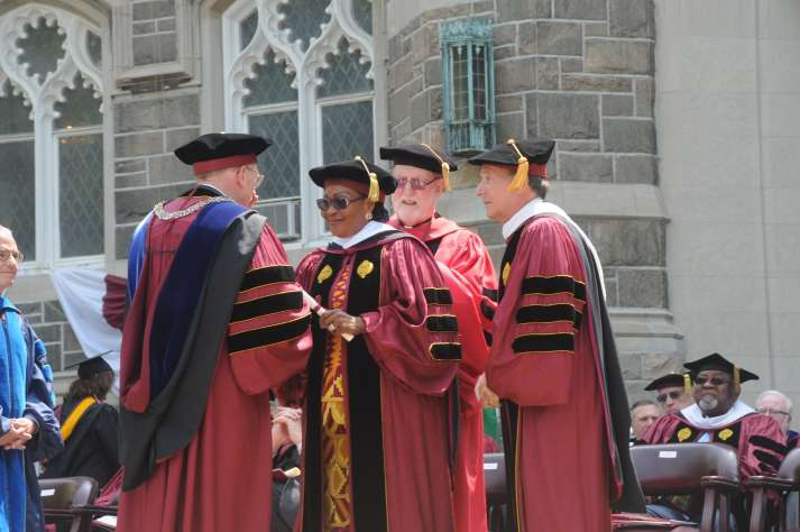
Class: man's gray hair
756,390,793,413
630,399,658,412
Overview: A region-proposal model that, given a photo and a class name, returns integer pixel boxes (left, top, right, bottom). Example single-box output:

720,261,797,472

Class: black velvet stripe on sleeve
574,310,583,330
423,287,453,305
228,315,310,353
484,331,493,347
521,275,577,296
482,287,499,302
230,291,303,323
426,315,459,332
481,299,495,321
430,342,463,360
511,333,574,354
239,265,295,291
750,435,789,456
515,304,576,324
754,449,782,471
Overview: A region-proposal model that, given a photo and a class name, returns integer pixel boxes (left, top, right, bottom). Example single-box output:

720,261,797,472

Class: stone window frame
0,3,109,273
222,0,376,248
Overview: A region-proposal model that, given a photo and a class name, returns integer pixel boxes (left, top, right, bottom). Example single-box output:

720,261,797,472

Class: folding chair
484,452,507,532
630,443,740,532
747,447,800,532
39,477,99,532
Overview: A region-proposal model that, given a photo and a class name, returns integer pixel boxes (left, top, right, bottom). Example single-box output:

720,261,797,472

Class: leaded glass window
317,38,373,98
0,141,36,260
0,5,106,267
224,0,376,243
322,101,374,163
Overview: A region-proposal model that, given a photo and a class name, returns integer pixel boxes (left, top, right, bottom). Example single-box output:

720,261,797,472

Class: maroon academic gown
117,195,313,532
295,229,460,532
487,215,619,532
642,410,787,483
389,214,496,532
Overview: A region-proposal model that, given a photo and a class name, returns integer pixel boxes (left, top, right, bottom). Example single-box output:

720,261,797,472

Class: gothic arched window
223,0,374,243
0,4,106,268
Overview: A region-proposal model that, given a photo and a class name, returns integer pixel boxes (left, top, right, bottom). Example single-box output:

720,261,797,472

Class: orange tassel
506,138,529,192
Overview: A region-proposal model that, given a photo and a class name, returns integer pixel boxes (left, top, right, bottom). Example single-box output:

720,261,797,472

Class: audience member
756,390,799,448
42,354,120,487
640,353,787,529
645,373,694,414
631,400,662,441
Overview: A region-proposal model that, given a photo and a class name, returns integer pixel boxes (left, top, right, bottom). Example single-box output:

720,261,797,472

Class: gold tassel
684,373,692,396
355,155,380,203
506,138,529,192
734,366,741,389
421,143,451,191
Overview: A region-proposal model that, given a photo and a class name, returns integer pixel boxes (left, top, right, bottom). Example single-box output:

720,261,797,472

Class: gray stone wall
15,300,85,372
132,0,179,66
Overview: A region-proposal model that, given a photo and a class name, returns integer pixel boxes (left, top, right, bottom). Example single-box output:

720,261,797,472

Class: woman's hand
319,309,365,338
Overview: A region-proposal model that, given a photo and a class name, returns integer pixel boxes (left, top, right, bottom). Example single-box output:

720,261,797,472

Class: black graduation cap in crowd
65,350,114,379
644,373,689,391
174,133,271,175
379,144,458,191
468,137,556,192
683,352,759,386
309,157,397,202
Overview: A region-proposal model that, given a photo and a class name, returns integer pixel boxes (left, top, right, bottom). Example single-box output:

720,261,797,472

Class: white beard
698,395,719,413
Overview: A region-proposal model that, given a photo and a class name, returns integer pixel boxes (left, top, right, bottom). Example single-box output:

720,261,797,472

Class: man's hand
476,374,500,408
0,420,34,451
273,408,302,447
319,309,365,338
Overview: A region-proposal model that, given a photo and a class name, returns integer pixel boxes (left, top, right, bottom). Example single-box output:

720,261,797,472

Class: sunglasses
316,194,366,212
396,176,440,191
693,375,731,386
656,390,684,403
0,248,23,263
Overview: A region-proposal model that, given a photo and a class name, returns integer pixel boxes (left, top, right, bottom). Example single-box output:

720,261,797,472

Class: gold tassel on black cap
684,373,692,396
421,143,451,191
506,138,529,192
354,155,380,203
734,366,741,391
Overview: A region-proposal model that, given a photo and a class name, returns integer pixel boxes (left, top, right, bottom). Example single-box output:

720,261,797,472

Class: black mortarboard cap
65,351,114,379
174,133,271,174
309,157,397,201
683,353,759,385
644,373,688,391
380,144,458,191
468,138,556,192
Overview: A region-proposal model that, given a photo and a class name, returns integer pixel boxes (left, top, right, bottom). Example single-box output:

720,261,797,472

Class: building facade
1,0,798,410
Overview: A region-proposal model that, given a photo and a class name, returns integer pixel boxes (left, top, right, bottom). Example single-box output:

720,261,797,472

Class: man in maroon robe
295,158,460,531
381,143,496,532
471,138,644,531
117,133,313,532
640,353,787,527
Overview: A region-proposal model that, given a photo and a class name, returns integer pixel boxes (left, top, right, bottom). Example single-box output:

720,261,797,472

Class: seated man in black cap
645,373,694,415
42,353,119,488
470,138,645,531
380,143,496,532
117,133,313,532
639,353,787,527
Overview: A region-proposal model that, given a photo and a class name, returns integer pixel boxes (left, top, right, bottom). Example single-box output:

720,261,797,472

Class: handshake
0,417,37,451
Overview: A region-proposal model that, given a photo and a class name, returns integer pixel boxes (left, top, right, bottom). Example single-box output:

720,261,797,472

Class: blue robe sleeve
127,212,152,302
22,323,62,462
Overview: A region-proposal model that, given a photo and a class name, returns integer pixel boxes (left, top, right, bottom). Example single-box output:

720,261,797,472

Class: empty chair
39,476,99,532
630,443,740,532
747,447,800,532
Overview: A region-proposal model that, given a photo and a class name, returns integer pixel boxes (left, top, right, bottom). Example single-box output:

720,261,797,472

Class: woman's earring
364,211,373,221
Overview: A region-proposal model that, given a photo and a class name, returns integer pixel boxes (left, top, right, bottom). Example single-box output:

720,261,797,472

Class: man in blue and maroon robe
471,138,645,531
117,133,313,532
